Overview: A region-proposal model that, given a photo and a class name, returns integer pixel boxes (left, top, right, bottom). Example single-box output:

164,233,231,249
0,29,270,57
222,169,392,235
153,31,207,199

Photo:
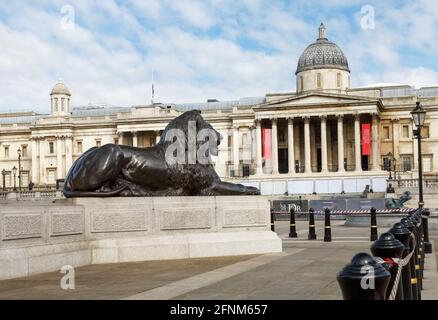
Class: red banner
362,123,371,155
262,128,271,160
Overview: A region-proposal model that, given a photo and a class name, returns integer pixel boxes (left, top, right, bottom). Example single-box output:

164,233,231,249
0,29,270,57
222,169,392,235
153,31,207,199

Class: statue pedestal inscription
0,196,281,280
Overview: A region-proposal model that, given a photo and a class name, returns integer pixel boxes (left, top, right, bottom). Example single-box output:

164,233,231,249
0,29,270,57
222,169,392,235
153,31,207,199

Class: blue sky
0,0,437,113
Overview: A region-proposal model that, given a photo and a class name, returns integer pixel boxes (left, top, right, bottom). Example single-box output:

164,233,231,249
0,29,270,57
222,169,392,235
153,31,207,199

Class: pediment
262,92,377,108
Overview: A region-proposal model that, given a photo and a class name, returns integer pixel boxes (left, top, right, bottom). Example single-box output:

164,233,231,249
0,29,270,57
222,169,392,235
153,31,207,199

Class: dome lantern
50,79,71,116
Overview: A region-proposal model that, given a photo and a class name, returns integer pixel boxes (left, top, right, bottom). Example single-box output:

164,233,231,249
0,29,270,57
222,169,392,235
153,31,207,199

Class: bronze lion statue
63,110,260,197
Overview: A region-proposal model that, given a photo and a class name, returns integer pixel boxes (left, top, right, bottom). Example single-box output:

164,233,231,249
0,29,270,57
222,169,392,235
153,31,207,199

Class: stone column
391,118,400,165
132,131,138,147
31,137,39,184
372,114,380,171
337,115,345,172
320,116,328,173
255,119,263,175
56,136,63,179
271,118,279,175
65,135,73,174
304,117,312,173
250,125,256,170
232,125,240,176
118,132,124,145
287,117,295,174
39,138,45,185
155,131,161,144
354,114,362,172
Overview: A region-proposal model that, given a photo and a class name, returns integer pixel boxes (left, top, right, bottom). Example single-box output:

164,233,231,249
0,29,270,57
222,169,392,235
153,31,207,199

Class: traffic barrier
337,208,428,300
370,207,378,241
289,208,297,238
324,208,332,242
308,208,317,240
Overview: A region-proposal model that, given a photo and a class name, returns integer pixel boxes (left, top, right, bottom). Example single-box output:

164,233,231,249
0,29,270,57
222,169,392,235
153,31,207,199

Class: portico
233,93,383,178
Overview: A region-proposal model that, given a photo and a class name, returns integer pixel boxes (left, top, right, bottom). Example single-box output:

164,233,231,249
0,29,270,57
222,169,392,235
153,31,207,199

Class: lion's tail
63,185,128,198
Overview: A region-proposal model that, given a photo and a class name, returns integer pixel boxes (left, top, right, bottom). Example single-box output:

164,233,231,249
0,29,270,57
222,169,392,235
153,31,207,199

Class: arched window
316,73,322,89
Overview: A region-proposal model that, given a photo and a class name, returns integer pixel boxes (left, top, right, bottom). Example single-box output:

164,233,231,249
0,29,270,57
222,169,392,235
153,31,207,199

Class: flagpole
151,69,154,106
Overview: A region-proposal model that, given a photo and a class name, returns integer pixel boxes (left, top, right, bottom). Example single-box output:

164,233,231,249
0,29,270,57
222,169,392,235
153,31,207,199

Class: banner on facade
361,123,371,155
262,128,272,160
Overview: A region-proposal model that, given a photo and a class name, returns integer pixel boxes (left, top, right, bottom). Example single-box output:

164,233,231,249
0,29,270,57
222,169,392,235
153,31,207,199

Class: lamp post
1,169,6,191
12,166,17,192
387,152,393,180
17,147,22,191
411,101,432,254
411,101,426,208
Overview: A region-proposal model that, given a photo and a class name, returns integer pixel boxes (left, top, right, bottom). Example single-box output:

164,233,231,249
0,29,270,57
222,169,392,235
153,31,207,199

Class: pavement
0,220,437,300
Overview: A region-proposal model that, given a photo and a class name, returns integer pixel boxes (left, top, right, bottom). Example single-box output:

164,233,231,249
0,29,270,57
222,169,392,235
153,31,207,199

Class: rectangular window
49,142,55,154
421,126,429,138
383,157,392,171
423,155,433,172
22,145,28,157
316,73,322,88
242,133,248,145
47,169,56,184
77,141,83,154
402,125,409,138
383,126,390,139
4,146,9,158
227,135,232,147
96,140,101,147
402,156,411,172
5,172,11,188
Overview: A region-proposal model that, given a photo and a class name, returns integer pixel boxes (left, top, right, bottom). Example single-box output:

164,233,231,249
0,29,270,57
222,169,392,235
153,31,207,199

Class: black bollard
308,208,317,240
421,209,432,254
337,252,391,300
370,207,378,241
400,218,420,300
389,222,413,300
289,208,297,238
324,208,332,242
408,215,422,295
371,232,405,300
270,208,275,232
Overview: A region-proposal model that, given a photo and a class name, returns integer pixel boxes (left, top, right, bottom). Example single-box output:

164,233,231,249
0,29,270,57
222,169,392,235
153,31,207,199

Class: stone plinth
0,196,281,280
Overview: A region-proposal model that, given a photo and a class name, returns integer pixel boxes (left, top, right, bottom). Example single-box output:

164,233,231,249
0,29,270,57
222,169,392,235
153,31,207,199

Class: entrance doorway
316,148,322,172
361,155,369,171
278,148,288,174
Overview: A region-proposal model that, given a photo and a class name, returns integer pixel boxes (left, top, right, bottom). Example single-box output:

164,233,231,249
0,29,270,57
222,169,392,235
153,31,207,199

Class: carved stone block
2,213,42,240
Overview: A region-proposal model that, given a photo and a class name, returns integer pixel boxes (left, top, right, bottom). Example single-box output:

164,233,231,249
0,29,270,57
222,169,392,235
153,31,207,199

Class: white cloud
0,0,437,113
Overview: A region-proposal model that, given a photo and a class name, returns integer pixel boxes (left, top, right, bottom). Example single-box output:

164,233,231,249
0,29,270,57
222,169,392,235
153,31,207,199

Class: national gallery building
1,24,438,195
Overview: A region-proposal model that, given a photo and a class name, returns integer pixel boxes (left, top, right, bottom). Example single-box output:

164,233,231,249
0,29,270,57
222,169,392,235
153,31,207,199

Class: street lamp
17,147,22,191
1,169,6,191
12,166,17,192
411,101,426,208
411,100,431,253
387,152,394,180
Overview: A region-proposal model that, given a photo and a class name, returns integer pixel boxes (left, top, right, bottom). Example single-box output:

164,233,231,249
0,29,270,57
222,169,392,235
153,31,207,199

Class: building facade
1,24,438,195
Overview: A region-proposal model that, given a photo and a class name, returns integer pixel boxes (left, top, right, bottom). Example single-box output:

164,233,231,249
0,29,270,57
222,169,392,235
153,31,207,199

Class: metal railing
336,208,432,300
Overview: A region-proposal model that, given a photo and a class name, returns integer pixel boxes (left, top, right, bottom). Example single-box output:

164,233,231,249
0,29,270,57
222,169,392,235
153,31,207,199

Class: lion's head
159,110,222,164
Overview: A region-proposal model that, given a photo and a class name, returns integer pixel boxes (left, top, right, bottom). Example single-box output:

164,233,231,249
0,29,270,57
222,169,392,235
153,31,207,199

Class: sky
0,0,437,113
